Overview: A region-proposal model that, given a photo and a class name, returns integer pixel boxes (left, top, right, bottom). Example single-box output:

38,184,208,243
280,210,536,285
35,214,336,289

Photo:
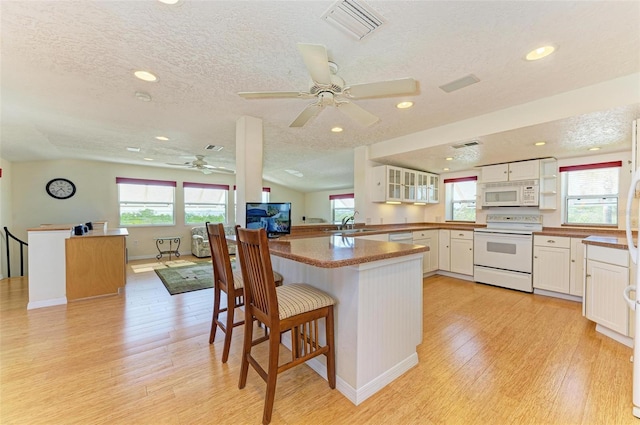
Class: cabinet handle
469,248,472,251
547,240,555,243
586,274,591,278
459,233,464,236
571,259,575,262
534,256,538,259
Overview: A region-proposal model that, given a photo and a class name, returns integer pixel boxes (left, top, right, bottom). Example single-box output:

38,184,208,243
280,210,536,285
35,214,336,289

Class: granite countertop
582,235,631,250
533,227,634,250
267,235,428,268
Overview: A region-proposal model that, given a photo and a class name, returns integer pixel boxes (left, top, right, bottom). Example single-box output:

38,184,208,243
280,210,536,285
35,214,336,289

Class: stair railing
4,227,28,277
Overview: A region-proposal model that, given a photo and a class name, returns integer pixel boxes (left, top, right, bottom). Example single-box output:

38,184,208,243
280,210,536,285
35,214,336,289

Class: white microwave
481,180,539,207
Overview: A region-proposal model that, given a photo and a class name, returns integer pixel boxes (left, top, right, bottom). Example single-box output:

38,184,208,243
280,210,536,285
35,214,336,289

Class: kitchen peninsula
266,234,428,405
27,224,128,309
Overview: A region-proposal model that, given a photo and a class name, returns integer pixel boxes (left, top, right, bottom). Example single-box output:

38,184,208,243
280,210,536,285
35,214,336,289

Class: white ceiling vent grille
452,140,481,149
439,74,480,93
205,145,223,151
321,0,385,40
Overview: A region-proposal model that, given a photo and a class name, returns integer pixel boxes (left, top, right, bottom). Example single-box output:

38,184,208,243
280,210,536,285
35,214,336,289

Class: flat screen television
245,202,292,238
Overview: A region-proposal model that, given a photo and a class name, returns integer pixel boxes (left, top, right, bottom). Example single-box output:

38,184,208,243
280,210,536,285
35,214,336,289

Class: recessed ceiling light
127,147,140,152
157,0,182,4
525,45,556,61
134,70,158,82
331,126,343,133
589,147,601,151
445,157,453,161
143,158,154,161
443,168,450,171
535,141,546,146
155,136,169,141
135,91,152,102
396,101,413,109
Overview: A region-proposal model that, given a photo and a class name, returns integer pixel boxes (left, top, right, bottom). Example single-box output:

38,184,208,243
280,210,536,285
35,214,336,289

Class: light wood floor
1,257,636,424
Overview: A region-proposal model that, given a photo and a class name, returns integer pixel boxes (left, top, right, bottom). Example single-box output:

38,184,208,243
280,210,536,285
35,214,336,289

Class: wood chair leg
325,307,336,389
262,332,281,425
238,312,254,390
221,299,235,363
209,287,221,344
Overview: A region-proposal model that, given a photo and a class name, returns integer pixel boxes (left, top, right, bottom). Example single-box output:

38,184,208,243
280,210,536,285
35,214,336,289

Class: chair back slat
235,226,279,326
206,222,234,293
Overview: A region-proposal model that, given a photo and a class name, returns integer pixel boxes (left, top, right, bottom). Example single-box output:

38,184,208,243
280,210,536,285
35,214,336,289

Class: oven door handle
474,233,532,241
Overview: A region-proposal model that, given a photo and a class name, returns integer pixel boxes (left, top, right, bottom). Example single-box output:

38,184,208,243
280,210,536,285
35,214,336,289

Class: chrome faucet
340,211,359,230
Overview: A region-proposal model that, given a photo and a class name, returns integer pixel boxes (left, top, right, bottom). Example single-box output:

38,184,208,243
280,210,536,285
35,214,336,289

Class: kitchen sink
332,228,378,235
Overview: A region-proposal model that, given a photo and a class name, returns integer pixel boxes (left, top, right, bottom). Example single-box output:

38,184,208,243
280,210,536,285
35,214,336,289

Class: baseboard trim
27,297,67,310
595,323,633,348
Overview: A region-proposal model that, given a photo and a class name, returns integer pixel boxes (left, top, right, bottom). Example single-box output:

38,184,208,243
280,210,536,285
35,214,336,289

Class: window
234,187,271,220
330,193,355,224
444,177,477,222
184,182,229,225
117,178,175,226
561,161,621,225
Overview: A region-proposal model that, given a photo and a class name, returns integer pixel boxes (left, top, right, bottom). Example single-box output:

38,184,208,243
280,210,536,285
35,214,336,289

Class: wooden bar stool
206,223,283,363
235,226,336,425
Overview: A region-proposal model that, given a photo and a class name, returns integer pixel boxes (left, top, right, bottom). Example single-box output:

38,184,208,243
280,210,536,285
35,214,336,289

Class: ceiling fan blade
290,103,323,128
238,91,312,99
346,78,418,99
336,101,379,127
297,43,332,86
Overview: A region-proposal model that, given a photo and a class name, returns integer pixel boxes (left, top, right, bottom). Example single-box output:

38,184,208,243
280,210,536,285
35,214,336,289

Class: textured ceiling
1,1,639,192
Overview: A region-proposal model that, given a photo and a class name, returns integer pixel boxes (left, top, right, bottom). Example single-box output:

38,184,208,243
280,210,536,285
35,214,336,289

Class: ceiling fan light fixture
396,101,413,109
525,45,556,61
134,70,158,82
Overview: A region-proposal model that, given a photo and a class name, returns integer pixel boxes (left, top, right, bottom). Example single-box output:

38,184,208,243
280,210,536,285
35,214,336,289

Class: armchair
191,225,237,258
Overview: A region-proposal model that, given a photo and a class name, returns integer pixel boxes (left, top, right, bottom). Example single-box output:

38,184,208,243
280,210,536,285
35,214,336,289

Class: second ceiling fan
238,43,418,128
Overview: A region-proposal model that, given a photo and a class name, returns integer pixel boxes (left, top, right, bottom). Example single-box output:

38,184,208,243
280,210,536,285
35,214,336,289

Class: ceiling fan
166,155,234,174
238,43,418,128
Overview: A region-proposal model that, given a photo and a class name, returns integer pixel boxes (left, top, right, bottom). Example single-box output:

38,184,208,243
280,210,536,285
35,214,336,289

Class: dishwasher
388,232,413,244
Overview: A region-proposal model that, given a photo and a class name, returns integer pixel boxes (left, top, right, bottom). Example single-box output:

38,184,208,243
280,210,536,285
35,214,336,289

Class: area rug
154,261,213,295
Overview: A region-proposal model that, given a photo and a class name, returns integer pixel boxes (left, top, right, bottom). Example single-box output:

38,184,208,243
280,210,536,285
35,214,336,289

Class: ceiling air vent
439,74,480,93
452,140,481,149
205,145,223,151
321,0,385,40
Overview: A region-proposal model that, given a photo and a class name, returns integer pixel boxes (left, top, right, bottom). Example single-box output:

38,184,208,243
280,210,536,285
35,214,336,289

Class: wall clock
45,178,76,199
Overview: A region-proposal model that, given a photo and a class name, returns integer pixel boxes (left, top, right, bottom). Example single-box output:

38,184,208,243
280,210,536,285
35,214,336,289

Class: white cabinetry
533,235,585,298
585,244,634,339
450,230,474,275
539,158,558,210
438,229,450,271
533,236,571,294
372,165,404,202
413,230,438,274
402,169,417,202
372,165,439,204
481,159,540,183
438,229,473,275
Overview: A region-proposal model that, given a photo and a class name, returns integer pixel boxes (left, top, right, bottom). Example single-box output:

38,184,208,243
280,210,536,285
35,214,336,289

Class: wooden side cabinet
65,230,128,300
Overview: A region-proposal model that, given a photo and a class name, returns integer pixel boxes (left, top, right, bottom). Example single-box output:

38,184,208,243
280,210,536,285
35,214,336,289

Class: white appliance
474,214,543,292
481,180,539,207
623,119,640,418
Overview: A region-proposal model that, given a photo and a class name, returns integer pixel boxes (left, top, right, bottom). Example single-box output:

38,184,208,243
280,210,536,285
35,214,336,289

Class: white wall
0,157,15,278
9,159,305,261
303,188,355,224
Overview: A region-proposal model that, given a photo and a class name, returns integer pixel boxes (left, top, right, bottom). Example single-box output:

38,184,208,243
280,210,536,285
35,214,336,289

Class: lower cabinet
412,230,438,274
438,229,450,271
585,244,634,337
438,230,473,276
533,235,584,297
450,231,473,275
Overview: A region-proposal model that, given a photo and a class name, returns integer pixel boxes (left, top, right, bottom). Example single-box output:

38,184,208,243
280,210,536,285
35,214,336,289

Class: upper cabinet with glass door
372,165,439,204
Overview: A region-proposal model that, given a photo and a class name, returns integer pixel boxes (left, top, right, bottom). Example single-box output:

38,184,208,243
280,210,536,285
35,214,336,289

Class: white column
235,116,264,227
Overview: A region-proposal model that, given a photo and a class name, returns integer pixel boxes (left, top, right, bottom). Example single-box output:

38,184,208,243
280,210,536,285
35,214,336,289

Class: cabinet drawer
450,230,473,240
413,230,436,239
587,245,629,267
534,235,570,249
